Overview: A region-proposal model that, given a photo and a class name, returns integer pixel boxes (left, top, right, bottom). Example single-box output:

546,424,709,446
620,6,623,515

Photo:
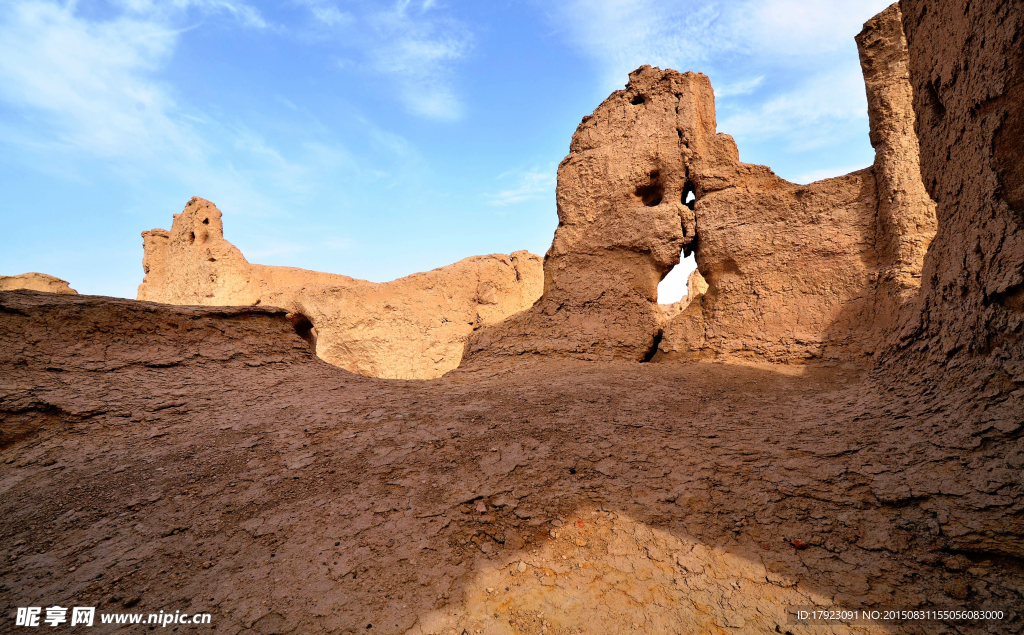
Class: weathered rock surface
895,0,1024,369
662,152,882,363
1,291,1021,634
138,197,543,379
467,71,710,362
466,6,936,366
0,272,76,295
858,3,938,326
666,5,937,364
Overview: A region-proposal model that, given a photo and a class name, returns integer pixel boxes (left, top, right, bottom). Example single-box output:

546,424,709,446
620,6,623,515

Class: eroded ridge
137,197,543,379
466,5,936,367
0,272,77,295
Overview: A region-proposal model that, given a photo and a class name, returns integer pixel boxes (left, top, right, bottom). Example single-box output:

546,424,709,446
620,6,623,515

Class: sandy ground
1,292,1022,634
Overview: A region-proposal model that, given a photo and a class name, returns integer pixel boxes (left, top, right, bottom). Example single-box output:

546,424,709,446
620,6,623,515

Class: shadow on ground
1,291,1022,635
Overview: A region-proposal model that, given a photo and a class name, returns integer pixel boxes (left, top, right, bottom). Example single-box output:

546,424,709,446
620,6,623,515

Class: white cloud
734,0,893,58
365,123,418,160
793,164,870,184
190,0,267,29
0,0,273,163
0,0,359,220
290,0,469,121
484,167,557,206
0,1,191,160
552,0,725,92
549,0,894,163
115,0,268,28
365,1,471,121
714,75,764,98
717,66,869,151
295,0,351,27
554,0,893,79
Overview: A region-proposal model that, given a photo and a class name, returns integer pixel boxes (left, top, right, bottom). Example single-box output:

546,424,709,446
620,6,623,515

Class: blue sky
0,0,892,301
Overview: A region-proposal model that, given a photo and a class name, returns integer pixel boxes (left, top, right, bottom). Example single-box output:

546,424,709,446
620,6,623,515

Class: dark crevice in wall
287,313,318,352
641,330,664,362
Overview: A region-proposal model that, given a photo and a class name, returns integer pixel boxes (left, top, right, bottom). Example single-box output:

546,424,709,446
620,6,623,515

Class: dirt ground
1,291,1022,634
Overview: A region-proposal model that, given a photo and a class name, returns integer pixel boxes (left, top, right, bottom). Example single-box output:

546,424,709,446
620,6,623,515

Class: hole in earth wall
287,313,318,353
683,185,696,210
634,171,664,207
657,253,698,304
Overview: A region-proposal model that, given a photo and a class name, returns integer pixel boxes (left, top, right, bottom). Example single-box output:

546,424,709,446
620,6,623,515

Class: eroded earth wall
467,9,936,367
895,0,1024,376
0,273,77,295
137,198,543,379
858,3,938,328
669,4,938,363
466,71,711,362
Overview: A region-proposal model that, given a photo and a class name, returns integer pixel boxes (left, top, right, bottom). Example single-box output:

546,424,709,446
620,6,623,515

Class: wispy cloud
793,164,870,184
294,0,351,28
294,0,471,121
714,75,764,98
366,1,471,121
548,0,893,171
484,166,557,206
552,0,892,81
0,1,191,160
718,66,869,151
116,0,269,28
551,0,725,92
0,0,276,164
190,0,268,29
0,0,364,221
733,0,893,58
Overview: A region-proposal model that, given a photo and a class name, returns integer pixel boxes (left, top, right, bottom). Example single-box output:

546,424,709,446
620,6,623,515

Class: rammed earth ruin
133,5,941,377
136,197,543,379
1,1,1022,633
469,4,938,367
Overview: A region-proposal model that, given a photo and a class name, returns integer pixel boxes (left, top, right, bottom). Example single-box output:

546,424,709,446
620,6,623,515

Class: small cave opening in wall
287,313,318,353
634,171,664,207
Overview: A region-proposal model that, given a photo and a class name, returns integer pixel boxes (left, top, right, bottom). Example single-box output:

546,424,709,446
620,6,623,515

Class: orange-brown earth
0,273,76,295
137,197,543,381
1,291,1021,634
2,0,1023,633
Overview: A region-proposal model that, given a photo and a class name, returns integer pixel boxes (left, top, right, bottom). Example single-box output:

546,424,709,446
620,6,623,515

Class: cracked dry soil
1,292,1022,634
